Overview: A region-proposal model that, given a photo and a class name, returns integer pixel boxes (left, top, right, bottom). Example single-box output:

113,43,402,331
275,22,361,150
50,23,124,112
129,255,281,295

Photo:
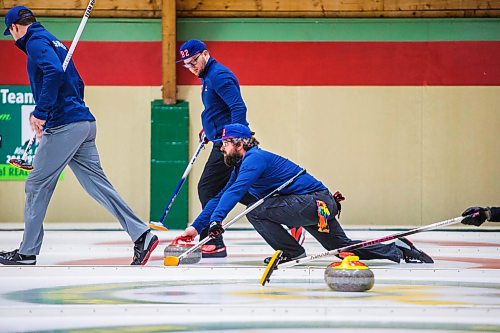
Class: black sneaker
201,244,227,258
131,231,159,265
396,237,434,263
0,249,36,265
264,252,306,264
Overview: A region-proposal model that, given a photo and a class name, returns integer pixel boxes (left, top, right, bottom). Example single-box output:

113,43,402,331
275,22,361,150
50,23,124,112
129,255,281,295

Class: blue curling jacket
199,57,248,141
15,22,95,128
191,147,328,233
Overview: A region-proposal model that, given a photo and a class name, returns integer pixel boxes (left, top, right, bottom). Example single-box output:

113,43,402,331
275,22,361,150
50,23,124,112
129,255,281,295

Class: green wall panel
2,18,499,42
150,100,189,229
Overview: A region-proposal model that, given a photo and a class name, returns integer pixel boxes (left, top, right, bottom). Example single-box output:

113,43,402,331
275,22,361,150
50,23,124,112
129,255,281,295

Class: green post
150,100,189,229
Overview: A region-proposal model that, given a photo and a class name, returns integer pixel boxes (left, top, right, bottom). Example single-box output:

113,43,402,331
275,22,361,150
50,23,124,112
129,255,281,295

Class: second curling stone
325,254,375,292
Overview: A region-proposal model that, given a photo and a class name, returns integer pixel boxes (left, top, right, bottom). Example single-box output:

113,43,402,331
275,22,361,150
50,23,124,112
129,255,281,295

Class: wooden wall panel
1,0,499,18
0,0,162,17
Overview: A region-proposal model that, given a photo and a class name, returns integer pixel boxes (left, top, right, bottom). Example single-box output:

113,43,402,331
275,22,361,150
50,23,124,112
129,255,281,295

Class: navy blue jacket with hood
15,22,95,128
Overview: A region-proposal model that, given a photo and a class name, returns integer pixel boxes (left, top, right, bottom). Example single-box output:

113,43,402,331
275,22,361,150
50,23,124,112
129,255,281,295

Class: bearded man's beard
223,152,241,167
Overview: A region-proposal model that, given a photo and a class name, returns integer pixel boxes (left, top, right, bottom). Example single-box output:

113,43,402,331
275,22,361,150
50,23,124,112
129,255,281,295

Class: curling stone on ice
163,236,201,265
325,253,374,292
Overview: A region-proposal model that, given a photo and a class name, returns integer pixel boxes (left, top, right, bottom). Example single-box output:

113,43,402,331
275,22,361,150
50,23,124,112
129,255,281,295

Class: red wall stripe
0,41,162,86
1,41,499,86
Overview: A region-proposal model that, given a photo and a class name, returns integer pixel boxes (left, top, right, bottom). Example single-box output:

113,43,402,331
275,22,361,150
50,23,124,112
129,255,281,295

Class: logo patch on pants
316,200,330,233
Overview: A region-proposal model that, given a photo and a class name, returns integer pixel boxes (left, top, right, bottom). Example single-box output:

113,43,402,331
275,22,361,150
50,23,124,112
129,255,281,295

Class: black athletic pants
247,189,403,262
197,143,232,246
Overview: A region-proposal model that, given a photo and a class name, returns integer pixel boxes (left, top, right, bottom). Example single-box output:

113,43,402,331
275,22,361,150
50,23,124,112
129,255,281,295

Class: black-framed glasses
183,53,202,68
222,138,239,147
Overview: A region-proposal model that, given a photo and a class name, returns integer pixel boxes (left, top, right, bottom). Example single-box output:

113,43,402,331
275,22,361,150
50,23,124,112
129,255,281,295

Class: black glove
461,207,490,226
333,191,345,217
208,221,224,238
199,129,209,144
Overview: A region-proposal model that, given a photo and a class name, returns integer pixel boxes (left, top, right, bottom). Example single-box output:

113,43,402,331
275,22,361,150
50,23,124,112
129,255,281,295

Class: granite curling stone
164,236,202,265
324,255,375,292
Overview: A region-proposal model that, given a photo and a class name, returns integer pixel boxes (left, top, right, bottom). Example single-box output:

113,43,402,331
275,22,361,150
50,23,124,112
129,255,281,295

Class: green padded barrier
150,100,189,229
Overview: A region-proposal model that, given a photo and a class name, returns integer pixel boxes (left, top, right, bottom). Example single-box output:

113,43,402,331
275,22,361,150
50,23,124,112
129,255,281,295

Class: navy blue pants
197,143,232,246
247,189,402,262
198,143,232,208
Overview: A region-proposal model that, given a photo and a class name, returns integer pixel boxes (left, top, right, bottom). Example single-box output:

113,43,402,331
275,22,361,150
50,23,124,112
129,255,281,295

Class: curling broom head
260,250,283,286
163,256,180,266
148,221,168,231
9,158,33,171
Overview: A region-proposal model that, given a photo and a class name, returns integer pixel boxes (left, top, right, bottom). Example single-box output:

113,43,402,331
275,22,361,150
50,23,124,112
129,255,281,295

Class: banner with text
0,86,38,180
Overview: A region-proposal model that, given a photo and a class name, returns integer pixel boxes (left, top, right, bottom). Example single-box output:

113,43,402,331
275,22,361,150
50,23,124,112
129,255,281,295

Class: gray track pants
19,121,149,255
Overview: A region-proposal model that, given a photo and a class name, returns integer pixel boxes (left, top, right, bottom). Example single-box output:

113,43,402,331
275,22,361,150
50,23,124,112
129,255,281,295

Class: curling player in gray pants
0,6,158,265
